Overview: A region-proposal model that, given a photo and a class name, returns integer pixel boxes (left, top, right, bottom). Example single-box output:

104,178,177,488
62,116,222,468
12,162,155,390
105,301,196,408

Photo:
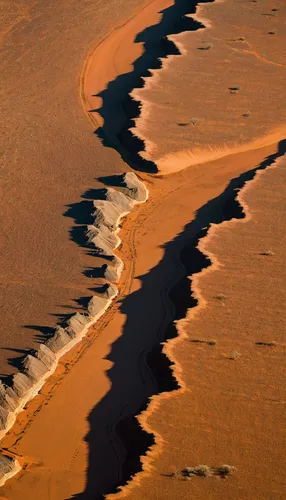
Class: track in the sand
91,0,213,174
73,0,286,496
79,141,285,500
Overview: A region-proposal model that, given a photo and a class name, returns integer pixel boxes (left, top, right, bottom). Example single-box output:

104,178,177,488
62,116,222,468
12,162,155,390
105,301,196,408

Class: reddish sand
116,153,286,500
0,0,285,498
0,144,281,499
0,0,153,376
132,0,286,172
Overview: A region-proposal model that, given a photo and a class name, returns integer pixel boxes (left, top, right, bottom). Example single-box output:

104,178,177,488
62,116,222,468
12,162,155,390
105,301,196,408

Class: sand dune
120,150,285,500
1,0,285,497
0,0,152,377
131,0,286,173
1,144,282,498
0,172,147,484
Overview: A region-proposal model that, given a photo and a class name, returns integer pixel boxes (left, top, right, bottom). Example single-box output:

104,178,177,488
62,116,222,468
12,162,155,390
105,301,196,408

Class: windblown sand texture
116,153,286,500
0,0,151,377
0,0,285,498
132,0,286,172
0,172,148,486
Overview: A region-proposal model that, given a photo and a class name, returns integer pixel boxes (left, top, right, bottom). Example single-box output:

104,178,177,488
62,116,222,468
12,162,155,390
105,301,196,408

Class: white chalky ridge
0,172,148,484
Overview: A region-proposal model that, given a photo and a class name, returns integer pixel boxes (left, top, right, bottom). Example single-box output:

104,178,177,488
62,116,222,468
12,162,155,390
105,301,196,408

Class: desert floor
0,0,285,499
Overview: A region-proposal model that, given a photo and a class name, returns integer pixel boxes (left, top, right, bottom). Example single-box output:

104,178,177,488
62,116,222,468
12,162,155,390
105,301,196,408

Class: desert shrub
215,294,226,301
182,465,212,477
216,465,237,477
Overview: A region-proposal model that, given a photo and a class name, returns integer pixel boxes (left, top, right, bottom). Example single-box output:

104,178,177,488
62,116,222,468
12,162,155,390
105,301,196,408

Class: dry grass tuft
215,294,226,301
169,464,237,480
216,465,237,477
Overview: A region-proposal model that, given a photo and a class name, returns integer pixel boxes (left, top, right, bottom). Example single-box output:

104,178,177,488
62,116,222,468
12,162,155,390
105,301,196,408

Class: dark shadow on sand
90,0,212,173
69,141,285,500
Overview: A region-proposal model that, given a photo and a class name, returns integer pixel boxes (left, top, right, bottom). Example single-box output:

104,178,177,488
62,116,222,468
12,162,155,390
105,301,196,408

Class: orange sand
0,0,153,376
132,0,286,172
1,0,285,498
0,144,280,499
117,152,286,500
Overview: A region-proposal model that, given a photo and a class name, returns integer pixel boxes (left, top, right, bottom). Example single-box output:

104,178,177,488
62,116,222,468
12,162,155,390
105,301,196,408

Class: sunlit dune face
131,0,286,173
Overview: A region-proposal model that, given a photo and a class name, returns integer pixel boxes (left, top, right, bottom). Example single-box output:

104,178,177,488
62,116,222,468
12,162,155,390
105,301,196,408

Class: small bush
242,111,251,118
182,465,212,478
189,339,217,345
173,464,237,480
229,85,241,91
216,465,237,477
208,340,217,346
195,465,212,477
260,250,274,256
215,294,226,301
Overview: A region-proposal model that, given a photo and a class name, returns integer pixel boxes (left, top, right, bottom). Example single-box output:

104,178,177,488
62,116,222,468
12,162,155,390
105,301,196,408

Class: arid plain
0,0,285,499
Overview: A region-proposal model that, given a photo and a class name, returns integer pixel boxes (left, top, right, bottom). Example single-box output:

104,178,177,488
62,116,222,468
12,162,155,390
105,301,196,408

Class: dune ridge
106,142,285,498
0,172,148,486
129,0,286,174
1,0,284,495
82,0,212,175
79,0,286,495
129,0,215,170
128,1,209,171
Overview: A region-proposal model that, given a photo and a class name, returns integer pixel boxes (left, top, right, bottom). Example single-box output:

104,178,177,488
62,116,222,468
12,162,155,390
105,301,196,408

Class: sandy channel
118,153,286,500
0,144,281,499
131,0,286,172
1,0,285,498
0,0,155,377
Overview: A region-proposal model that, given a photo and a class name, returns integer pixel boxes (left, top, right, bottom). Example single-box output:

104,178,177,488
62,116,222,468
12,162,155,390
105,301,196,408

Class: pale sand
1,0,285,498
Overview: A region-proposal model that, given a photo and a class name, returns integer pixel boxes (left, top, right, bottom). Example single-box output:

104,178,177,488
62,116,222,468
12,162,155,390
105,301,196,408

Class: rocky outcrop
87,172,148,282
120,172,148,202
104,255,124,282
0,454,21,486
0,172,148,460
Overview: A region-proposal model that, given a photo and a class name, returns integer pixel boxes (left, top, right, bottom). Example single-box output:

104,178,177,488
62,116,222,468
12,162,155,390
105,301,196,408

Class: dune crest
0,172,148,485
153,128,286,173
0,454,21,488
107,144,285,499
129,0,285,176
